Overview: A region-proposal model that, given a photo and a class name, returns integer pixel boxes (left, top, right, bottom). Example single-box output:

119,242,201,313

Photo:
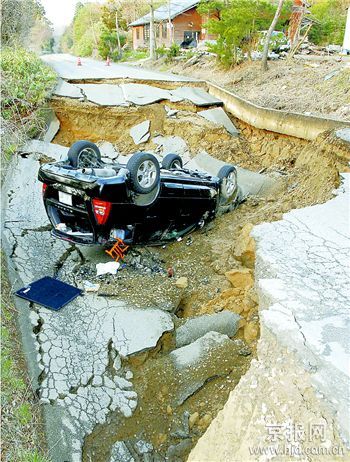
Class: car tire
162,153,183,170
217,165,237,202
68,141,101,168
127,152,160,194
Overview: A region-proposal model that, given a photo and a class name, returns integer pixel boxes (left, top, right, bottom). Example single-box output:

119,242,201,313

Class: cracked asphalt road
2,151,174,462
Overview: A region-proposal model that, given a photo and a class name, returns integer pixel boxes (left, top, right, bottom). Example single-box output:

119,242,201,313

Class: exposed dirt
49,93,345,461
145,57,350,120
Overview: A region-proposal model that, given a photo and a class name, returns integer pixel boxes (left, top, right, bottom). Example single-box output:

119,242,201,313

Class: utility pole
149,0,155,60
261,0,285,71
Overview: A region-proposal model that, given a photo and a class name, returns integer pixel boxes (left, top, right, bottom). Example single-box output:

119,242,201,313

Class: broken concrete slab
335,127,350,143
42,109,60,143
170,87,223,107
175,311,241,348
164,104,178,118
169,332,249,406
121,83,174,106
171,331,230,369
153,135,189,159
19,139,69,162
198,108,239,136
78,84,128,106
130,120,150,144
97,141,119,160
190,150,282,197
54,79,82,99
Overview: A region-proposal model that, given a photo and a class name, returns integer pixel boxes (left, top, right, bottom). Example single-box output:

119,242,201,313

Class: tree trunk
149,0,155,60
261,0,285,71
168,0,174,44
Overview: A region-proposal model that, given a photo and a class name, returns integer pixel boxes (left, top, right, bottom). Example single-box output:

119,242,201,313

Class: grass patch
1,253,51,462
120,49,149,62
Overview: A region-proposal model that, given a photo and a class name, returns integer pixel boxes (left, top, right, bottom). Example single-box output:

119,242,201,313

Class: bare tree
261,0,285,71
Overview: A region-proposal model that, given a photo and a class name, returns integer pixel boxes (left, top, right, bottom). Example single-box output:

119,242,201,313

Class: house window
136,28,140,40
144,24,150,40
162,23,167,39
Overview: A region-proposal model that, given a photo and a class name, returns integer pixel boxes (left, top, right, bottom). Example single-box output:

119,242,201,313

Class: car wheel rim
225,172,236,196
137,160,157,188
77,148,99,168
172,160,181,169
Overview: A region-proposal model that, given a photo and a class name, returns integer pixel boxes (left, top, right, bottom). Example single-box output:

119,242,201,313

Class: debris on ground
175,311,240,348
83,280,100,292
96,261,120,276
130,120,151,144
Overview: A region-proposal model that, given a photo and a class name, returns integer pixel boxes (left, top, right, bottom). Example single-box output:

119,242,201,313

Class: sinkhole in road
48,94,344,462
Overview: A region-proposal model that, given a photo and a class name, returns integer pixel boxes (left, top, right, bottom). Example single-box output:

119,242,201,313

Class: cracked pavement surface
2,151,174,462
253,174,350,443
188,176,350,462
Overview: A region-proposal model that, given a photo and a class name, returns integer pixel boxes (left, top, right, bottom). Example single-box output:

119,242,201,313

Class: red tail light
42,183,48,196
92,198,112,225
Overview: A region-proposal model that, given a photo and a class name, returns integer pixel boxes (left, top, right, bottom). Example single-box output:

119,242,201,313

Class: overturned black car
38,141,242,246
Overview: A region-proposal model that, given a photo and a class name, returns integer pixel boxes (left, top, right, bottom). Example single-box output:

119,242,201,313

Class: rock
130,120,151,144
109,441,134,462
233,223,256,268
189,412,200,429
225,268,254,290
167,405,173,415
166,439,193,461
175,311,240,348
244,321,260,343
198,413,212,432
125,370,133,380
134,439,153,455
156,433,167,445
175,277,188,289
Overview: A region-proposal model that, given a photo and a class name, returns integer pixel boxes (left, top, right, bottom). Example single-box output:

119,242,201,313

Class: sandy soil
146,56,350,120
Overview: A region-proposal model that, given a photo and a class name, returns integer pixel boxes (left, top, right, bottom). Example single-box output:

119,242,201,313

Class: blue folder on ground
15,276,82,311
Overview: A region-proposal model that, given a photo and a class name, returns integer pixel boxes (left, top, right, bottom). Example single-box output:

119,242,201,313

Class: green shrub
309,0,346,46
1,47,56,117
166,43,180,59
156,44,167,57
98,27,127,60
1,47,56,159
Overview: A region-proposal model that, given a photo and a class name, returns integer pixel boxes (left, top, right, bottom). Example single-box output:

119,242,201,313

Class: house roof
129,0,199,27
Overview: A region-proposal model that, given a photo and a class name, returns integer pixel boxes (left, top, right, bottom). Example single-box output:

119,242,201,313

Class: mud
46,92,344,461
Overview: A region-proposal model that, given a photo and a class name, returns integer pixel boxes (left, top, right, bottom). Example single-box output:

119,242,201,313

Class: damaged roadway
2,145,259,461
4,56,348,462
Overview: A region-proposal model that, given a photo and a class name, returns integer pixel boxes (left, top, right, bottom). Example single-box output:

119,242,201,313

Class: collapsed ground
144,56,350,121
47,85,346,461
